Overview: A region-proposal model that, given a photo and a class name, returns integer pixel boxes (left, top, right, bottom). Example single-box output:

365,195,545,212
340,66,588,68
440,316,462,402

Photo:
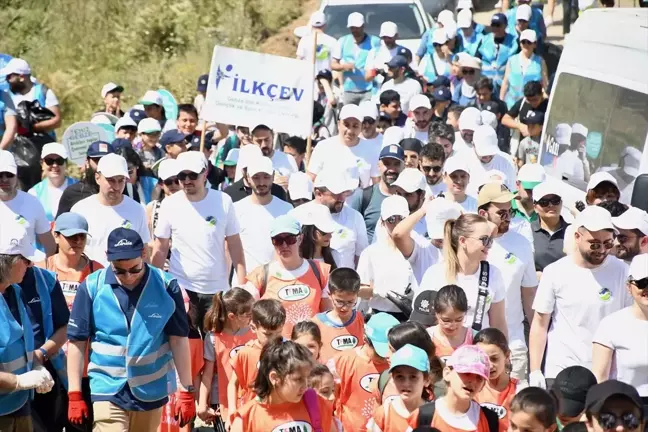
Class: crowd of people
0,2,647,432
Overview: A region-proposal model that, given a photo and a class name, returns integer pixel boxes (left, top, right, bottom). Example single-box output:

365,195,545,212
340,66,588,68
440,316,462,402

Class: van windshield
323,4,426,40
540,72,648,202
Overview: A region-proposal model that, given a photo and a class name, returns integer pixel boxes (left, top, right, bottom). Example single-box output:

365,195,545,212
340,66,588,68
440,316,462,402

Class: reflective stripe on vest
0,284,34,415
478,33,518,86
32,177,77,221
504,53,543,109
86,266,176,402
339,34,381,93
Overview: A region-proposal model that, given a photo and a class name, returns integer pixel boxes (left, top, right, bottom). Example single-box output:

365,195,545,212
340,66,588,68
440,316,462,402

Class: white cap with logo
613,207,648,236
392,168,427,193
97,153,130,179
0,222,45,262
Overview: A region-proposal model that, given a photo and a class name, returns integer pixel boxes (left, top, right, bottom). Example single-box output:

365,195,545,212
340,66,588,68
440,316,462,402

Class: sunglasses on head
462,69,476,75
0,171,16,179
163,177,179,186
271,234,298,247
629,277,648,290
597,412,640,430
535,196,562,207
177,171,200,181
422,165,443,173
469,235,494,247
112,264,144,276
44,157,66,166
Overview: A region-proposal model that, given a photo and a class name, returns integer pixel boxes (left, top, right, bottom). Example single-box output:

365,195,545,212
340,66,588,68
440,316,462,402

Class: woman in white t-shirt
357,195,419,321
294,202,338,270
592,254,648,397
418,213,508,338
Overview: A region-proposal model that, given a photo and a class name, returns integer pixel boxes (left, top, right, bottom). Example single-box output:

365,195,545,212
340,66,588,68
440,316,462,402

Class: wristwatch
39,347,49,362
184,385,196,393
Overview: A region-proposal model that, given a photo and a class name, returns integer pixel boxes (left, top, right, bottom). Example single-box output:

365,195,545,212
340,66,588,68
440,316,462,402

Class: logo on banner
215,63,305,102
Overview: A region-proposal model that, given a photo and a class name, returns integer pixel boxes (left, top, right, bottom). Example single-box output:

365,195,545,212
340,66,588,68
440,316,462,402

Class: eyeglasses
385,216,403,224
363,118,376,125
44,157,66,166
629,277,648,290
331,298,357,308
422,165,443,173
112,264,144,276
163,177,179,186
468,235,494,247
521,40,535,46
535,196,562,207
597,412,640,430
433,43,444,48
586,239,615,250
0,172,16,179
461,69,476,75
271,235,298,247
177,171,200,181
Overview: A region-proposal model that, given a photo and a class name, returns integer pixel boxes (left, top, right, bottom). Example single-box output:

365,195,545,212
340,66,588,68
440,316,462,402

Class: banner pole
305,31,318,167
199,120,207,153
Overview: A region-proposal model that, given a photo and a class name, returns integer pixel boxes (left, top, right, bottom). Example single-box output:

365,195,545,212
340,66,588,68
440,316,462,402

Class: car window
540,72,648,202
323,4,426,40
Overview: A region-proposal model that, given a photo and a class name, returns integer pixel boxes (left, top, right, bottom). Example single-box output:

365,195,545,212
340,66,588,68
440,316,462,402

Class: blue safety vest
338,34,381,93
506,7,545,40
139,176,158,205
0,284,35,416
504,53,543,108
31,267,68,389
420,52,452,84
478,33,519,88
86,266,176,402
30,177,78,221
452,80,478,106
458,26,485,56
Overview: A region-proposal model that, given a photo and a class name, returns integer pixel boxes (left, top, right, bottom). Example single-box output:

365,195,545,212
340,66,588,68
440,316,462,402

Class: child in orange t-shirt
197,288,255,430
368,344,431,432
426,285,474,363
313,268,365,364
227,299,285,427
474,328,519,432
406,345,496,432
327,312,399,432
230,339,335,432
508,387,559,432
291,320,323,362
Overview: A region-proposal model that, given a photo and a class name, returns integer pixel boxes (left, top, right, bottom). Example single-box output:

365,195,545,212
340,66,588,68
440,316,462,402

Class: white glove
33,366,54,394
15,370,48,391
529,370,547,389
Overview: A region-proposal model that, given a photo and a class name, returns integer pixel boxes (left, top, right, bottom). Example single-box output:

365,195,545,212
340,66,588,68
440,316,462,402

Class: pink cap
446,345,490,379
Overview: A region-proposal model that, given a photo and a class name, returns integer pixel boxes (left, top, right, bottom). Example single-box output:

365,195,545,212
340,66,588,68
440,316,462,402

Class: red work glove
68,391,89,425
174,391,196,427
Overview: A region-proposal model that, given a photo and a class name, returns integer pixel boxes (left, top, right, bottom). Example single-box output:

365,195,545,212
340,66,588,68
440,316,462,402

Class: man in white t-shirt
379,55,422,113
251,124,298,185
441,156,478,213
234,156,293,275
28,143,74,222
465,125,517,196
308,104,380,189
612,206,648,264
296,11,338,73
529,206,632,388
402,94,434,143
477,182,538,386
151,151,246,326
0,150,55,255
365,21,401,89
421,142,448,198
453,106,482,154
359,101,383,149
70,153,149,266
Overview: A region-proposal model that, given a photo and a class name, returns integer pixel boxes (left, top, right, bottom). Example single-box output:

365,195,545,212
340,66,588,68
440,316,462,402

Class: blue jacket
504,53,543,108
30,177,78,221
337,34,381,93
0,284,35,416
478,33,519,88
86,266,177,402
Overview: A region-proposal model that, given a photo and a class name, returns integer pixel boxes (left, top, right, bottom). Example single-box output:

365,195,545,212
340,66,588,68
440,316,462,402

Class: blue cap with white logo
389,344,430,373
196,74,209,92
433,86,452,102
379,144,405,162
128,109,147,125
54,212,90,237
106,227,144,261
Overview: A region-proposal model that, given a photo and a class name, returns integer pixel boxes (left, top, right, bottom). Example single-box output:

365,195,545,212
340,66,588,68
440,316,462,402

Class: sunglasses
363,118,376,125
535,196,562,207
385,216,403,224
271,235,298,247
112,264,144,276
0,172,16,179
163,177,179,187
433,43,444,48
44,157,66,166
586,239,615,251
598,412,640,430
422,165,443,173
521,40,535,46
177,171,200,181
462,69,476,75
629,277,648,290
495,208,513,218
468,235,494,247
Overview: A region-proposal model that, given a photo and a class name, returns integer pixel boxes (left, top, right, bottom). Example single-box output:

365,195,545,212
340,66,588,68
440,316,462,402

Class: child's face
273,364,312,403
252,323,283,346
229,306,253,329
381,101,401,119
330,291,358,322
166,143,187,159
436,307,466,336
443,368,485,401
476,342,509,381
392,365,427,404
140,132,160,148
528,123,543,137
314,373,335,402
225,165,236,180
177,111,198,135
293,334,321,361
510,410,556,432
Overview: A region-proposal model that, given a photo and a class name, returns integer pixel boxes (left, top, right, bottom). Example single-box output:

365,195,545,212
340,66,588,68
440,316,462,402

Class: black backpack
413,401,500,432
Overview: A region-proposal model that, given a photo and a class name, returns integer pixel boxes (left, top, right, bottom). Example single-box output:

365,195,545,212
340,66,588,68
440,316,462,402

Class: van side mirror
631,174,648,211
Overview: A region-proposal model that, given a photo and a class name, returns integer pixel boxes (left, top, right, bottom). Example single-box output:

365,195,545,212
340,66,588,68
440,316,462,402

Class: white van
538,8,648,208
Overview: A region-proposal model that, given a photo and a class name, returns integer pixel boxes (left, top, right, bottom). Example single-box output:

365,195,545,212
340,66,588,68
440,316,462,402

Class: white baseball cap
359,100,379,119
347,12,365,28
393,168,427,193
139,90,164,106
224,148,240,166
426,198,463,239
480,110,497,129
532,181,562,200
473,125,499,157
458,106,482,131
1,58,31,76
571,123,589,137
238,144,263,170
339,104,363,121
612,206,648,236
554,123,572,145
457,9,473,28
97,153,130,179
41,143,68,159
587,171,618,191
293,202,335,233
0,222,45,262
410,94,432,111
575,205,618,233
247,156,274,176
380,21,398,38
115,115,137,131
458,55,481,69
137,117,162,134
314,169,353,195
288,171,314,201
381,195,409,220
444,21,458,39
0,150,17,175
516,4,532,21
382,126,406,148
621,147,641,177
457,0,474,9
432,28,449,45
177,151,206,174
310,11,327,28
518,163,546,189
158,158,181,181
629,253,648,280
101,82,124,98
444,156,471,175
437,10,455,26
520,29,537,43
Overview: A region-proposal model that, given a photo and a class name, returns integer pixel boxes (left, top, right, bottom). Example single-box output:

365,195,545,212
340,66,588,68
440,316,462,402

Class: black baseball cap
430,76,451,88
482,101,500,115
585,380,643,416
408,290,438,327
87,141,115,158
106,227,145,262
196,74,209,92
521,110,545,125
400,138,423,154
552,366,598,417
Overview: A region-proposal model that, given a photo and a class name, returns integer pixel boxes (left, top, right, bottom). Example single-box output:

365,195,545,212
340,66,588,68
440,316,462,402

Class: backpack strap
360,185,374,215
481,405,500,432
306,259,323,289
377,369,390,399
472,261,490,332
303,388,323,432
416,401,436,428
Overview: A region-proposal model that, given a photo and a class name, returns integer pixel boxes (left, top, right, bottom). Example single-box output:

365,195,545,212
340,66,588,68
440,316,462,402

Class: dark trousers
186,290,215,336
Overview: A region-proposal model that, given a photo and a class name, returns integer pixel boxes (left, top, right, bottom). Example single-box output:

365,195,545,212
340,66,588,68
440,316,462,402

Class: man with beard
379,55,422,114
477,182,537,386
529,205,632,389
392,168,427,237
420,143,447,197
359,101,383,149
465,125,517,196
403,94,433,143
0,150,56,256
57,141,115,216
251,124,298,190
612,206,648,263
349,144,404,243
233,156,292,279
428,122,455,159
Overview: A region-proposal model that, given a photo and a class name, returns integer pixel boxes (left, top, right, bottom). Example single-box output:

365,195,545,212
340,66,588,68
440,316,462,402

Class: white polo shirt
0,191,51,244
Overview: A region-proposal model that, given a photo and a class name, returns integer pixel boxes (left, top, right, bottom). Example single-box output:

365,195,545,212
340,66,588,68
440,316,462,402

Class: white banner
62,122,113,165
201,46,313,137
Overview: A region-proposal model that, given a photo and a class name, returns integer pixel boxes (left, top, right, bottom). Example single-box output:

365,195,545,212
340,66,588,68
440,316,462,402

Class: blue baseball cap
491,13,508,25
396,46,412,61
54,212,90,237
111,138,132,151
160,130,187,147
433,86,452,102
106,227,144,261
380,144,405,162
196,74,209,92
386,55,408,69
128,109,147,125
365,312,399,358
389,344,430,373
87,141,115,158
187,132,214,150
430,76,451,88
270,215,301,237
